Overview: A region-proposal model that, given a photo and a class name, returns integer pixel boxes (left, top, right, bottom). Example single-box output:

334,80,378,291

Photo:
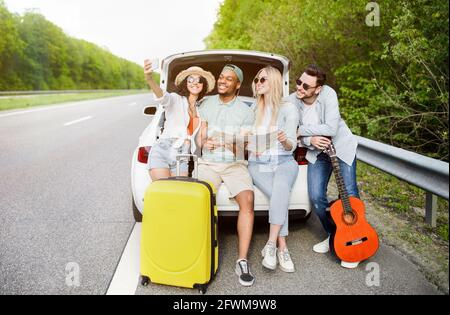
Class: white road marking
106,223,141,295
0,94,150,119
63,116,93,126
0,102,89,118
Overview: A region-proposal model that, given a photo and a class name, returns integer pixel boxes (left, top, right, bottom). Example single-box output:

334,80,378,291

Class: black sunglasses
296,79,318,90
254,77,267,84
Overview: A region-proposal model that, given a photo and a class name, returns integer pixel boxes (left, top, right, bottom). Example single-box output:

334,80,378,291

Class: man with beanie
197,64,256,286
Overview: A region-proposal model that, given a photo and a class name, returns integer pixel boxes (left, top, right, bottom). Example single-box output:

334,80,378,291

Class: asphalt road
135,215,440,295
0,94,441,295
0,94,151,294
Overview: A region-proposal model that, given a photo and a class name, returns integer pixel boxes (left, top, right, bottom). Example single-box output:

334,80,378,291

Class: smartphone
151,58,159,71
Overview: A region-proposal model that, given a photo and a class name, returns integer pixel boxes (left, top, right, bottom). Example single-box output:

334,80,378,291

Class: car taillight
137,146,151,164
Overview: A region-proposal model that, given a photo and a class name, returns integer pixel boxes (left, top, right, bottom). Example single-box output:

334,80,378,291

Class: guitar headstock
323,142,337,158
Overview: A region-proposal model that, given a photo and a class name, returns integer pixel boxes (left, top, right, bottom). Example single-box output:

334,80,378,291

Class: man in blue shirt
198,64,256,286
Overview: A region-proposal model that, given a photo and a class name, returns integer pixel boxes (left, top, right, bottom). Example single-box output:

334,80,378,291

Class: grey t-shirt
302,102,320,126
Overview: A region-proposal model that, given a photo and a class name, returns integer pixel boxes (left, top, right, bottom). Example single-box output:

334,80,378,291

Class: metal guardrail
356,136,449,227
0,90,146,96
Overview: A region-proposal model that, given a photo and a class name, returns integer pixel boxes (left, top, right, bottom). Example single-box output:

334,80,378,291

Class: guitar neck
330,155,352,213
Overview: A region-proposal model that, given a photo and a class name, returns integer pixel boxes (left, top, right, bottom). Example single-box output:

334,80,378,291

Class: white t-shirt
302,102,320,125
261,104,272,130
252,105,280,158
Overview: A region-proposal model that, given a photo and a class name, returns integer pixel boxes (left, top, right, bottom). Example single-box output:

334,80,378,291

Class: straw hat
175,66,216,93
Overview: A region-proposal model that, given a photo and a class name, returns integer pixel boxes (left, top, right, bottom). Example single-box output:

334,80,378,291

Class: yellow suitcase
140,155,218,294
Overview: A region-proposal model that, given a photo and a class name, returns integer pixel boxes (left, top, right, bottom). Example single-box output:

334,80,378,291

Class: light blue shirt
199,95,255,163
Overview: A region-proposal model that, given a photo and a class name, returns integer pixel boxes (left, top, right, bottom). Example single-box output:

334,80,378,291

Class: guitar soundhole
342,211,357,225
345,237,368,247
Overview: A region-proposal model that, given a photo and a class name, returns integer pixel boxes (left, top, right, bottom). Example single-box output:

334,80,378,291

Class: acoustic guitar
323,143,379,263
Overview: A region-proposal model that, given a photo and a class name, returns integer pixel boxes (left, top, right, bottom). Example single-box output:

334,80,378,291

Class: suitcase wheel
194,284,207,294
141,276,150,287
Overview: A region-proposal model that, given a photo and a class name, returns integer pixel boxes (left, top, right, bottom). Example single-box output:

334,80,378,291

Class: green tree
0,4,146,91
205,0,449,160
0,0,25,89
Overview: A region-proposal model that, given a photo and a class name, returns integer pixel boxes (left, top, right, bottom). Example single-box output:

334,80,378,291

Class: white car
131,50,311,222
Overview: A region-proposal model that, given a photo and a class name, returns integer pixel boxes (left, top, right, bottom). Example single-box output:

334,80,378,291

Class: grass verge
0,90,147,111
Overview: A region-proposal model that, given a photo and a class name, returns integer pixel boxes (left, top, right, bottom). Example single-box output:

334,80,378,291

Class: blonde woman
247,66,299,272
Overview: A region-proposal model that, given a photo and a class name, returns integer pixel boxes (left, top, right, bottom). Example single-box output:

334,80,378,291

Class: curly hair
176,76,209,102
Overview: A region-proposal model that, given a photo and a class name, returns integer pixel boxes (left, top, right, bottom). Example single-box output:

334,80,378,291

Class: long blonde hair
252,66,284,128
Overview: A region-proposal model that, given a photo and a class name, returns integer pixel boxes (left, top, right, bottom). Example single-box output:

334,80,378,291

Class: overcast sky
4,0,223,66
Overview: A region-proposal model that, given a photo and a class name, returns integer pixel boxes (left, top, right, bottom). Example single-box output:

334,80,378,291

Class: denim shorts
147,138,189,174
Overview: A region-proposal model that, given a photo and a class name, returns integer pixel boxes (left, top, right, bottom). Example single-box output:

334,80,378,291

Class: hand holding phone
144,58,159,81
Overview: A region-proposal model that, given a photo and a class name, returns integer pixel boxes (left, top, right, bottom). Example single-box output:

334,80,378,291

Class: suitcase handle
176,154,198,178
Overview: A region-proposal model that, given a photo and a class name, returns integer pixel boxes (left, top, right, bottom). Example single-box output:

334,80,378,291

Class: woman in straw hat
144,60,215,180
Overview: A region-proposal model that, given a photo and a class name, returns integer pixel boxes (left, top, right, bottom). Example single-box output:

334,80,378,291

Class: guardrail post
425,192,437,228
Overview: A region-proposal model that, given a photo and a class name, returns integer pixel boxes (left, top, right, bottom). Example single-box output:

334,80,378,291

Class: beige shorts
196,160,254,197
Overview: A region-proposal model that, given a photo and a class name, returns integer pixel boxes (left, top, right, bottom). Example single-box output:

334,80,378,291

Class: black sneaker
235,259,255,286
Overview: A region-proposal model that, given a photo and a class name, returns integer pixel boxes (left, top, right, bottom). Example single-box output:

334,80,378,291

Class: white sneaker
277,248,295,273
313,236,330,254
341,260,360,269
261,243,277,270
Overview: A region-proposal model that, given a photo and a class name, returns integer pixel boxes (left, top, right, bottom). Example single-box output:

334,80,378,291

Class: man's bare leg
234,190,255,260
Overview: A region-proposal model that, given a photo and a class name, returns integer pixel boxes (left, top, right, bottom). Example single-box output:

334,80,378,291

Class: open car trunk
160,50,291,98
134,50,310,219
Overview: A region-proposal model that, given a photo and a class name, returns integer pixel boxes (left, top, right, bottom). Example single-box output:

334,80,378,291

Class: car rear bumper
131,151,311,216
